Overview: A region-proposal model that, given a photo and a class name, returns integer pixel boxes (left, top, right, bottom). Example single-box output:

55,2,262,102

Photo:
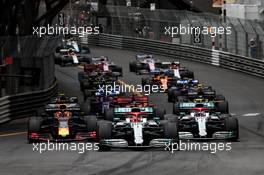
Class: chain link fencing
97,6,263,60
57,4,264,60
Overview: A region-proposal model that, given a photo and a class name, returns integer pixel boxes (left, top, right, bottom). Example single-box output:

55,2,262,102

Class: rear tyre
113,66,123,76
78,72,85,82
83,89,92,101
187,71,194,79
215,94,225,101
83,115,97,132
81,99,91,115
142,78,151,86
171,90,181,103
129,61,137,72
164,114,179,123
217,101,229,114
173,103,180,115
177,96,187,102
104,108,114,121
154,108,165,120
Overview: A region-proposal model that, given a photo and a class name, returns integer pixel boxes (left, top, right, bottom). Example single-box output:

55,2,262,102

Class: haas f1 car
97,106,179,151
27,95,97,143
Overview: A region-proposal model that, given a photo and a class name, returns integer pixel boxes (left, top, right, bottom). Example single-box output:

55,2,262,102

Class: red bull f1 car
27,95,97,143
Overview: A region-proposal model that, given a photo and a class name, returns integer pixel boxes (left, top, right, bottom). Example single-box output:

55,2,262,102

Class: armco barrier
0,80,58,124
84,34,264,78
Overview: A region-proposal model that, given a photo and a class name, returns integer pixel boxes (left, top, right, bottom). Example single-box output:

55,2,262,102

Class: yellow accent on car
58,128,69,137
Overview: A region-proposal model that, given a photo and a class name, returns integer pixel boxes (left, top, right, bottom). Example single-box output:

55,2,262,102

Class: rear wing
179,102,215,110
177,79,199,85
188,90,216,99
45,103,80,111
114,96,149,105
136,54,153,60
114,107,154,114
84,64,102,72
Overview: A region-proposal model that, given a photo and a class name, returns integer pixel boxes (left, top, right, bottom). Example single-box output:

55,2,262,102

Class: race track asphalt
0,46,264,175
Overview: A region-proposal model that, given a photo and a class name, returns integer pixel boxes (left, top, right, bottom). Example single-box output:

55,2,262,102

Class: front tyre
97,121,112,151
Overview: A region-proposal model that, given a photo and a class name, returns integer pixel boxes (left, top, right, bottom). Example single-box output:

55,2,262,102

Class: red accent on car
128,112,147,123
5,56,13,65
192,107,209,112
89,131,97,138
134,96,148,103
31,133,39,138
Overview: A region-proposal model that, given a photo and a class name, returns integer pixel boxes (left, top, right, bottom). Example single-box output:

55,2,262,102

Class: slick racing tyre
112,66,123,76
153,108,165,120
173,102,180,115
78,72,85,82
28,117,42,143
217,101,229,114
163,119,179,143
164,114,179,123
129,61,137,72
215,94,225,101
97,121,112,151
81,99,91,115
83,115,97,132
168,90,181,103
104,108,114,121
83,89,92,101
224,116,239,141
141,77,152,86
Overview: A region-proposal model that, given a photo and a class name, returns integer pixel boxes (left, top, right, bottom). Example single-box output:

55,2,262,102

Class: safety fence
0,36,60,123
81,33,264,78
60,5,264,60
0,80,58,124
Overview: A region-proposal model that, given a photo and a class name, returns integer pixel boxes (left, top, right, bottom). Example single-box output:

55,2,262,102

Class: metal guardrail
0,80,58,124
84,34,264,78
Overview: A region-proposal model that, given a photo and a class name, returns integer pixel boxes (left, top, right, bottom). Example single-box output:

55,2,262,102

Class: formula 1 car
78,57,123,81
54,39,90,66
82,86,121,115
141,74,178,92
27,94,97,143
168,81,222,103
130,54,194,78
97,106,179,151
176,107,239,141
155,61,194,79
84,92,156,116
79,71,119,99
129,54,159,74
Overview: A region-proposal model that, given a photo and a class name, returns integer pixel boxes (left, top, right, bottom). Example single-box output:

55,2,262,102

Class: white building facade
225,0,264,21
